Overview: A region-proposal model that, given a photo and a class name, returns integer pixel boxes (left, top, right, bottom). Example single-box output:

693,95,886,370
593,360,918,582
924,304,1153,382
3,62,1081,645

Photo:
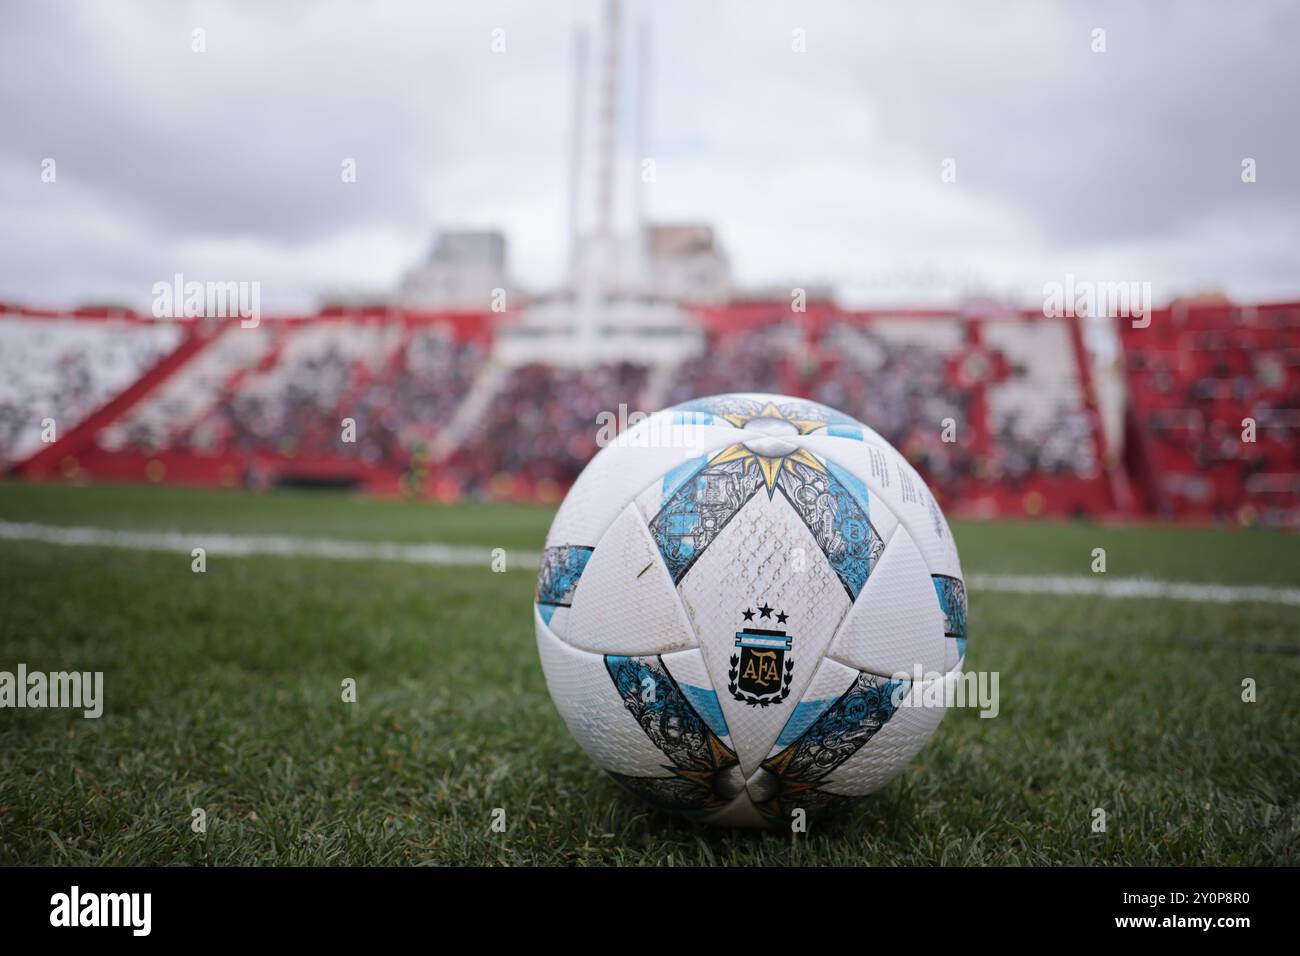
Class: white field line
966,573,1300,607
0,520,531,569
2,520,1298,607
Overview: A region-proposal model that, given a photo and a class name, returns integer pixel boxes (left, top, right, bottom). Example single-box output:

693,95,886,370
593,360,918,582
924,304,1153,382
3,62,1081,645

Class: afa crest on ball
535,393,968,827
730,605,793,706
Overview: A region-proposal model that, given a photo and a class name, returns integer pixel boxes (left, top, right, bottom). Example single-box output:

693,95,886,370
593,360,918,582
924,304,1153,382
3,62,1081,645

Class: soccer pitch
0,480,1297,866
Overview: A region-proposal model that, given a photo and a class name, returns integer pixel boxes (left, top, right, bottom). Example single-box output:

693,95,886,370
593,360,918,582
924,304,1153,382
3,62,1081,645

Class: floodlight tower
567,26,588,285
495,1,700,369
595,0,622,244
572,0,624,354
631,18,651,286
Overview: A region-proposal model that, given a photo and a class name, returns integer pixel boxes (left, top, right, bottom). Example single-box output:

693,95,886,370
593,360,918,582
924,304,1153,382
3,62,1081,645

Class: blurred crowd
1124,313,1300,523
13,303,1294,524
0,317,179,468
188,325,487,467
448,361,649,497
2,311,1109,510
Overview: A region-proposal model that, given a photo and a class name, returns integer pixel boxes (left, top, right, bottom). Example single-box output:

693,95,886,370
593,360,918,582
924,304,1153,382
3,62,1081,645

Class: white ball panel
946,629,966,672
534,606,674,778
541,605,571,640
566,503,698,655
828,527,948,677
677,491,852,779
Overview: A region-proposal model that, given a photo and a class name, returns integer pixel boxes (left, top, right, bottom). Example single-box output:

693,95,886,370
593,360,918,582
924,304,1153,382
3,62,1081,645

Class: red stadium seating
1119,301,1300,527
7,299,1294,525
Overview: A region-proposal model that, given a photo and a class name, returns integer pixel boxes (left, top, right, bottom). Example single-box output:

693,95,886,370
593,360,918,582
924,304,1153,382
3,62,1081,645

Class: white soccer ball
535,393,967,827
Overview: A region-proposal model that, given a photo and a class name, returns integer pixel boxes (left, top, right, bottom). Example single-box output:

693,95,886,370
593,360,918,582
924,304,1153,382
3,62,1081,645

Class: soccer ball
535,393,967,827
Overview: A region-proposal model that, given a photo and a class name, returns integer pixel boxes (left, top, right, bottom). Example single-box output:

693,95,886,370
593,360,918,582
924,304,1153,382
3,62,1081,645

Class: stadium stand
1120,300,1300,527
5,299,1295,525
448,361,650,500
664,304,1114,518
190,318,408,463
99,320,277,455
0,307,182,470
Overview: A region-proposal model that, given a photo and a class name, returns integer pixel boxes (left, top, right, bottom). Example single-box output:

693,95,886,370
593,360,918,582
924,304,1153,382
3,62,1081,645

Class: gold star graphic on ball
710,402,828,493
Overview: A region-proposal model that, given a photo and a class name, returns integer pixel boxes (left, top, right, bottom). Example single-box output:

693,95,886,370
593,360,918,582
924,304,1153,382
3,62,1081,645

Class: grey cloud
0,0,1295,308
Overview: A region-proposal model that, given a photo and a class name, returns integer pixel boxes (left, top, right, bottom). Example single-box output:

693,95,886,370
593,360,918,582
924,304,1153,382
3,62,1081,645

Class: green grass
0,479,555,550
0,480,1297,865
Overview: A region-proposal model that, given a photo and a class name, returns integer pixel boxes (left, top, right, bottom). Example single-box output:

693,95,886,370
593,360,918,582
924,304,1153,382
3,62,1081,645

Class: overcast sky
1,0,1297,311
